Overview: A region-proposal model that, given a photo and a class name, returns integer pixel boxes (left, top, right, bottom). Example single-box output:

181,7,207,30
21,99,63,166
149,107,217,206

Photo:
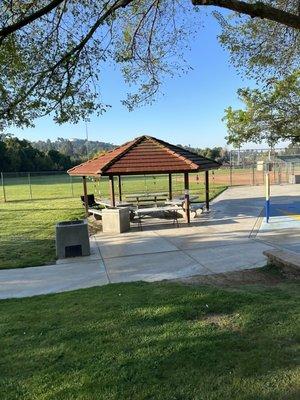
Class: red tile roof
67,136,221,176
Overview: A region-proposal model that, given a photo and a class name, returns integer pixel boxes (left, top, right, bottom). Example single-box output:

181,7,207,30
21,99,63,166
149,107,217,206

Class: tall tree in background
0,1,299,129
0,135,74,171
224,71,300,147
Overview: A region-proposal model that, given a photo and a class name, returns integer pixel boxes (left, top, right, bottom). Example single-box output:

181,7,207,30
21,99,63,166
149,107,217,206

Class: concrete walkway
1,185,299,299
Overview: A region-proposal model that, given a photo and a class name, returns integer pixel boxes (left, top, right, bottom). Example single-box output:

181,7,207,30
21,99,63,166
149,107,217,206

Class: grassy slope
0,198,83,269
0,281,299,400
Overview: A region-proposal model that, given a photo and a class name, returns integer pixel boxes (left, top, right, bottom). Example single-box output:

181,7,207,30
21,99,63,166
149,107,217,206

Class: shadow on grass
1,281,299,399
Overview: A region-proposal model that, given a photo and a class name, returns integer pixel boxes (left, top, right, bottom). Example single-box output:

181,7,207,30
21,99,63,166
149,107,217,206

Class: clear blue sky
15,12,259,149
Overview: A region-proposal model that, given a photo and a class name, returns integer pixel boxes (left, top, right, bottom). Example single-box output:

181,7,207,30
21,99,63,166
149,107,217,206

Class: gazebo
67,135,221,223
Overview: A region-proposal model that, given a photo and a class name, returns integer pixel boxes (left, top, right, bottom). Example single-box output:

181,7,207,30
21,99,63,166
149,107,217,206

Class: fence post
229,164,233,186
28,172,33,200
70,175,74,197
252,164,255,185
1,172,6,202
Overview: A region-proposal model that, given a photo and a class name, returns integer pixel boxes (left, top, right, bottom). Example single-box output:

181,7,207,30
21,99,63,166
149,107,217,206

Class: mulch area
173,264,300,287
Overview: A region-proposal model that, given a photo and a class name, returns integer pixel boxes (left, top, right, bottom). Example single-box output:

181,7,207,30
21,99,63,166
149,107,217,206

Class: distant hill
0,133,233,172
31,138,116,159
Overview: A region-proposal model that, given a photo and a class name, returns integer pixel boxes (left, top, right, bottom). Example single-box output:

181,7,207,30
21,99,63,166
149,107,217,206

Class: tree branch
0,0,66,41
2,0,134,116
192,0,300,30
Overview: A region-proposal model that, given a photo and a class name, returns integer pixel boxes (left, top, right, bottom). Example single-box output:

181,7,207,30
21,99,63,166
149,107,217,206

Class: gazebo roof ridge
67,134,221,176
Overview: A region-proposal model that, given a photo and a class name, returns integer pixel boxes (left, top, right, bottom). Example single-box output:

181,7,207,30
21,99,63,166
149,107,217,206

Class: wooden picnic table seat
95,198,134,208
88,208,102,220
165,195,198,206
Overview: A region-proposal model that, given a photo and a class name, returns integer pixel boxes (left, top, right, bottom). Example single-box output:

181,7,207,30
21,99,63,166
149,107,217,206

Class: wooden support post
82,176,89,217
118,175,122,201
109,175,115,207
205,170,209,211
184,172,190,224
28,172,33,200
168,173,172,200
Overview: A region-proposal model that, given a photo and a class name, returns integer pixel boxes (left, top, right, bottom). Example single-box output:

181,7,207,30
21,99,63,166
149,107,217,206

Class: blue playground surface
258,199,300,253
261,201,300,231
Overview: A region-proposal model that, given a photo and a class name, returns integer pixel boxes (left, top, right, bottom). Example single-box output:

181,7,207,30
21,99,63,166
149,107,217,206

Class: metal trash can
56,219,90,258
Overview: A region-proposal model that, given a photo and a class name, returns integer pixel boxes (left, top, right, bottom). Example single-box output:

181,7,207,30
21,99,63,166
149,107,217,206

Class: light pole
265,162,271,223
85,120,89,159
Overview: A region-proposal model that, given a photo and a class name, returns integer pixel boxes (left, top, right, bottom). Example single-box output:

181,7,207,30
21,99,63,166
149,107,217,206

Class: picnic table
165,196,205,218
89,199,134,221
165,195,198,206
125,192,169,207
134,205,179,230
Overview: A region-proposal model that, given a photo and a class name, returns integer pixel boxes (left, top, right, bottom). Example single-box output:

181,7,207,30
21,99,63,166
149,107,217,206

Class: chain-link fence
0,162,298,202
0,171,222,202
213,162,298,187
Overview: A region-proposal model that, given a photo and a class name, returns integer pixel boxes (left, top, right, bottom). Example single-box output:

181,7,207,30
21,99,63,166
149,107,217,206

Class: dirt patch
88,217,102,235
186,170,289,186
202,313,241,331
173,265,300,288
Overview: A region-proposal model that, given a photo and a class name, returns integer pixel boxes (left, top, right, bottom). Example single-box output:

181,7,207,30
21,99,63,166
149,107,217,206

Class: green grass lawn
1,172,226,202
0,280,299,400
0,177,226,270
0,198,84,269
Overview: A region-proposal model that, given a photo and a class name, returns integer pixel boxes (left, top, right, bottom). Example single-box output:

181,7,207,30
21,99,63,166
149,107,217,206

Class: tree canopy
0,134,230,172
216,1,300,81
223,71,300,147
0,1,299,129
0,135,75,172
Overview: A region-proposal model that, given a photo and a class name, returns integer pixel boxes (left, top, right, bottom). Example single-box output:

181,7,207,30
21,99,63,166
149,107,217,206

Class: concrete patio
1,185,299,299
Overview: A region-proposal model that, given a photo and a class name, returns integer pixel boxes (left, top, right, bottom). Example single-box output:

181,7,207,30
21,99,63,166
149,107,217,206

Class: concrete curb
263,249,300,271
